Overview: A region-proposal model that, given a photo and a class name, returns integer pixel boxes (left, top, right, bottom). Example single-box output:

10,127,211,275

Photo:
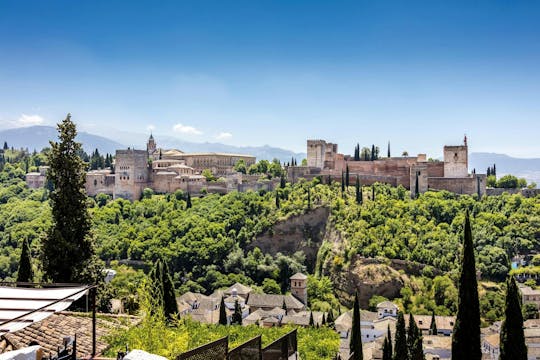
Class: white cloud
215,132,233,140
16,114,44,127
173,123,203,135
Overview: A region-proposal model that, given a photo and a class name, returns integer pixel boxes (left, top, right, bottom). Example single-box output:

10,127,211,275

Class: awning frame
0,282,98,358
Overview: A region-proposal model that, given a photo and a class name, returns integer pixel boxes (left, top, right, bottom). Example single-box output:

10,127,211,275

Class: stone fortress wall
82,135,260,200
297,137,486,196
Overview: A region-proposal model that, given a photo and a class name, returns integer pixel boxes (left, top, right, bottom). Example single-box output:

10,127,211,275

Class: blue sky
1,0,539,157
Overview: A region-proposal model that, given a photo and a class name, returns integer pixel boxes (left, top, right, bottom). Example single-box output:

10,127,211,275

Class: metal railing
174,329,298,360
176,337,229,360
228,335,262,360
261,329,297,360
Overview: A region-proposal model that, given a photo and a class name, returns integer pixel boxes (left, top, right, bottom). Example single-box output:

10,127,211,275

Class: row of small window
118,166,130,170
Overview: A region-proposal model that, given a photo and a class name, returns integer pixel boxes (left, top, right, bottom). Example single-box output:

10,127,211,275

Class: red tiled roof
0,312,138,359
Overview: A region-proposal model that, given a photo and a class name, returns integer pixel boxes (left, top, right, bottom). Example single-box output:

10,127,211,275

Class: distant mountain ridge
0,126,306,163
0,126,124,154
3,127,538,185
470,152,540,187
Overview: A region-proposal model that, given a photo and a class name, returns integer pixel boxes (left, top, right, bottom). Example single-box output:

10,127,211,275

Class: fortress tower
443,136,468,178
307,140,338,169
114,148,150,201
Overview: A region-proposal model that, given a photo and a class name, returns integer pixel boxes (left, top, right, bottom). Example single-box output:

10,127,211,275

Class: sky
0,0,539,157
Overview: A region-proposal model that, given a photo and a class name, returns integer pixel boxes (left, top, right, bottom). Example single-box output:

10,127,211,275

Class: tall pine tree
219,296,228,325
41,114,97,283
382,337,391,360
186,192,192,208
149,258,179,321
355,176,362,204
346,165,350,187
451,211,481,359
232,299,243,325
500,276,527,360
16,238,33,283
394,312,408,360
387,325,393,356
387,141,391,158
429,312,437,335
407,314,424,360
350,292,363,360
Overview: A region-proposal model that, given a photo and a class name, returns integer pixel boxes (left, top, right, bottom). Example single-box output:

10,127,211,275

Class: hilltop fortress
27,135,259,201
88,135,257,200
27,135,488,199
289,137,486,196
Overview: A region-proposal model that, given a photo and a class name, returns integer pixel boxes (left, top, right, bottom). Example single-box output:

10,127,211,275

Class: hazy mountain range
469,152,540,186
1,126,538,186
0,126,306,163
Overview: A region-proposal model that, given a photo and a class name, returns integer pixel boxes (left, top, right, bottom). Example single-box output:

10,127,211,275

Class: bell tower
290,273,308,305
147,133,156,154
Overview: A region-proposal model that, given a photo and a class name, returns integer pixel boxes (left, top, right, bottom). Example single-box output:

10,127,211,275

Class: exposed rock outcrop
249,206,330,272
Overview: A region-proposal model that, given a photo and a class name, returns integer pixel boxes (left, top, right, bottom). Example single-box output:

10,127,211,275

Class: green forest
1,146,539,326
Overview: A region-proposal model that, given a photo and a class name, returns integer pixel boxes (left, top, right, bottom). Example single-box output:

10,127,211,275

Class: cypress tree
149,258,178,321
387,324,393,356
232,299,243,325
355,176,362,204
394,312,408,360
451,211,481,360
307,186,311,209
341,172,345,195
219,296,228,325
429,312,437,335
275,190,280,208
500,276,527,360
186,192,192,208
280,174,286,188
387,141,391,158
3,141,7,150
414,172,419,199
372,186,375,201
282,299,288,315
322,313,326,326
41,114,97,283
16,238,33,283
407,314,424,360
493,163,496,176
346,165,350,187
371,144,375,161
309,311,315,327
350,292,363,360
487,167,491,176
382,337,391,360
327,309,334,328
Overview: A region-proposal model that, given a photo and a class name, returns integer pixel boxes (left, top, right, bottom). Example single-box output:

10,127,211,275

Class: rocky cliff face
319,223,410,308
324,256,409,308
249,206,330,272
251,207,411,307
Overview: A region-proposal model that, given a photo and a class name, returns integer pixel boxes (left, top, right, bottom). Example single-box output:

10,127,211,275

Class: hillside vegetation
0,149,539,323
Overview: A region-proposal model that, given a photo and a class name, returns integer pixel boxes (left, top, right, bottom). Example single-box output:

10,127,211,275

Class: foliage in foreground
105,285,339,359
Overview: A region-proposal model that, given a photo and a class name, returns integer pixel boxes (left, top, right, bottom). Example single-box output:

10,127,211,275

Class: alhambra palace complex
292,136,486,197
26,135,486,199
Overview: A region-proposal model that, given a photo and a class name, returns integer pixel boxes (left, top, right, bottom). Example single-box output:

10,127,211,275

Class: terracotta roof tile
0,312,138,359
